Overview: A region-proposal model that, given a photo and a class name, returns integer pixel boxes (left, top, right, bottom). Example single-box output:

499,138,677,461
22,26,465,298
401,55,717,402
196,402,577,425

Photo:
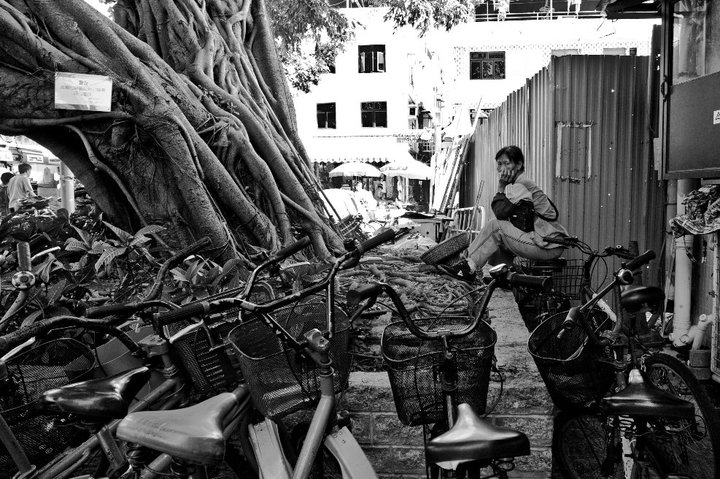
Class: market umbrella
328,162,382,178
380,157,433,180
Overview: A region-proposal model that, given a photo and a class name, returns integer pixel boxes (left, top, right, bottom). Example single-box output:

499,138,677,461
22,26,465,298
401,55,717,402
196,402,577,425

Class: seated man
440,145,567,282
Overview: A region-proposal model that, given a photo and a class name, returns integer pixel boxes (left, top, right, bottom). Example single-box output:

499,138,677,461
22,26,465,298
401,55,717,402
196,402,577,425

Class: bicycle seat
38,366,150,419
116,390,246,465
601,369,694,419
620,286,664,313
426,403,530,469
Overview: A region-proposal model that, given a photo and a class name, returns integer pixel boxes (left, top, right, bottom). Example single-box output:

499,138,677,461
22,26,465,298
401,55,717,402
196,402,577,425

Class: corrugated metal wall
462,55,666,286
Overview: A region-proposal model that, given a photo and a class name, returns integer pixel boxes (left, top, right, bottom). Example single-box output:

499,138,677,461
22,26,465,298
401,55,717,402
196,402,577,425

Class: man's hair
1,172,13,185
495,145,525,173
18,163,32,175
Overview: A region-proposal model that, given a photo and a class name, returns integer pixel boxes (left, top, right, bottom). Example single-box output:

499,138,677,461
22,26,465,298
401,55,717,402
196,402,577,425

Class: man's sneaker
437,259,476,283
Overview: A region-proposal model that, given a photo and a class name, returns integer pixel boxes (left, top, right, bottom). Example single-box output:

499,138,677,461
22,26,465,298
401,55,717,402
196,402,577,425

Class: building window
317,103,336,129
470,51,505,80
358,45,386,73
361,101,387,127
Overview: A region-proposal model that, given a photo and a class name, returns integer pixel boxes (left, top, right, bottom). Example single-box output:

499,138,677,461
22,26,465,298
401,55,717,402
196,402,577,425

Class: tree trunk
0,0,342,261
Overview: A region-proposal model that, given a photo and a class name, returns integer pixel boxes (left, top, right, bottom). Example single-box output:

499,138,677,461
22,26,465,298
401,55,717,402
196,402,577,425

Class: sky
84,0,111,17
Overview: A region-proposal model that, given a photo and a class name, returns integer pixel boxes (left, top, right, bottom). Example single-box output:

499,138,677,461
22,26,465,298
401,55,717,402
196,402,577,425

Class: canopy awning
304,136,415,164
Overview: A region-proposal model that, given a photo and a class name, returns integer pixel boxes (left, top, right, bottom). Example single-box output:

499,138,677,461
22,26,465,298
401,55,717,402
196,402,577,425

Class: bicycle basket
513,258,584,331
166,283,276,399
169,319,240,399
527,308,615,410
420,233,470,266
0,338,96,475
382,316,496,426
515,258,584,301
228,297,350,419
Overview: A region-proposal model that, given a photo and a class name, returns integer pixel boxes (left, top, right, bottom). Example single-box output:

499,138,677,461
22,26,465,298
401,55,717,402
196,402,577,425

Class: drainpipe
669,179,699,347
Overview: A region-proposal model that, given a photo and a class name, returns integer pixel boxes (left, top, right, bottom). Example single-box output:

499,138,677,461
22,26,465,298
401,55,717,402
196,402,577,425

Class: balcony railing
474,9,604,22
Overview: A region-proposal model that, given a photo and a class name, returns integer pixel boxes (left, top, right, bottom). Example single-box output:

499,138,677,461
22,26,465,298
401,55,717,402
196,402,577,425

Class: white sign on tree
54,72,112,112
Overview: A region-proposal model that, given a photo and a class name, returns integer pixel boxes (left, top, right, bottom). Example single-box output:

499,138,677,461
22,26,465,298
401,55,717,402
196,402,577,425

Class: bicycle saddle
620,286,664,313
601,369,694,419
38,366,150,419
117,389,247,465
426,403,530,469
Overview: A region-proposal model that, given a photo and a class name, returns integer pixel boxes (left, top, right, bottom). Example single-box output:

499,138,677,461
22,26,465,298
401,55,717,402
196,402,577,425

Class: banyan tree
0,0,346,261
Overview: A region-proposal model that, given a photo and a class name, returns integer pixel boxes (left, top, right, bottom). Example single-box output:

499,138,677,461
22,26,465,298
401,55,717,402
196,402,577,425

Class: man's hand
498,167,519,186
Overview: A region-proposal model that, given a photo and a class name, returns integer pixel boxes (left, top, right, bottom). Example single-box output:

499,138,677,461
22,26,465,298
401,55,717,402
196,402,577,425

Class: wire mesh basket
420,232,470,266
228,297,350,419
0,338,96,475
513,258,585,331
527,308,615,410
382,315,496,426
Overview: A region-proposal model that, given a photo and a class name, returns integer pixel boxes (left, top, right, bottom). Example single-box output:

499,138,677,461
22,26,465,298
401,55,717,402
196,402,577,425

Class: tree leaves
382,0,476,36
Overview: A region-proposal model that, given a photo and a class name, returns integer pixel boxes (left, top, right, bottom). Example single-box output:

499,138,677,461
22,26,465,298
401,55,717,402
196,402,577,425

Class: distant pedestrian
8,163,35,212
0,172,13,215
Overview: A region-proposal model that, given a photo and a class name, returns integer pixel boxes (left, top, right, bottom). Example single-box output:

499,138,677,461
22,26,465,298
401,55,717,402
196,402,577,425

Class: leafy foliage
268,0,355,92
379,0,478,36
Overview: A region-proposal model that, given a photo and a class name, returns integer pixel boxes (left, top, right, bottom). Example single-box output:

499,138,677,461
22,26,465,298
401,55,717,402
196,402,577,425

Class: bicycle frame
248,350,375,479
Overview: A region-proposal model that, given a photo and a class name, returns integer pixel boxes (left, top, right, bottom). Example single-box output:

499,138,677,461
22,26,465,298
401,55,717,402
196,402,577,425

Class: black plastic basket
169,319,240,399
166,283,276,399
228,297,350,419
513,258,585,331
527,308,615,410
0,338,96,475
382,316,496,426
420,233,470,266
514,257,584,300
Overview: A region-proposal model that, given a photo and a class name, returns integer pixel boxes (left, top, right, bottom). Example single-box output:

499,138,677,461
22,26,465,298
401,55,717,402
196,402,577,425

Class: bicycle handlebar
16,242,31,272
0,315,144,356
356,229,396,256
269,236,311,263
624,249,655,271
542,235,580,247
508,272,553,291
347,265,551,341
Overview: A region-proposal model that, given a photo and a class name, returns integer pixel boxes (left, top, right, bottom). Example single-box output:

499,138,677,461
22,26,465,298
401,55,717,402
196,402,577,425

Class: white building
294,5,659,202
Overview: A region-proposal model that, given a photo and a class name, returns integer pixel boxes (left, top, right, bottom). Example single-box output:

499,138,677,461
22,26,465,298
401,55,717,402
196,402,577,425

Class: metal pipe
60,162,75,213
670,179,699,347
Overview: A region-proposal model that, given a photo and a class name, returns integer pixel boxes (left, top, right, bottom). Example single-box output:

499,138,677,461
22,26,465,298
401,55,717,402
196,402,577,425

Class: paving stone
372,413,424,446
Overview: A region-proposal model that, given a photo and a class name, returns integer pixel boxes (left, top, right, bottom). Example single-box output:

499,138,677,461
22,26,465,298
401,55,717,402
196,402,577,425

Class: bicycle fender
324,427,378,479
249,418,292,479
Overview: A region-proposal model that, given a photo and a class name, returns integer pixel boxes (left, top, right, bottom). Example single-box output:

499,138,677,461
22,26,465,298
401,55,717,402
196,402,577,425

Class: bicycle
346,263,553,479
526,241,720,478
112,230,401,479
0,237,249,478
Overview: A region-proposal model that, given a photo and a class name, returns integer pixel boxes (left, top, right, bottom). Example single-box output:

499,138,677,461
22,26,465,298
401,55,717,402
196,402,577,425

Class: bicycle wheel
553,410,624,479
642,352,720,479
